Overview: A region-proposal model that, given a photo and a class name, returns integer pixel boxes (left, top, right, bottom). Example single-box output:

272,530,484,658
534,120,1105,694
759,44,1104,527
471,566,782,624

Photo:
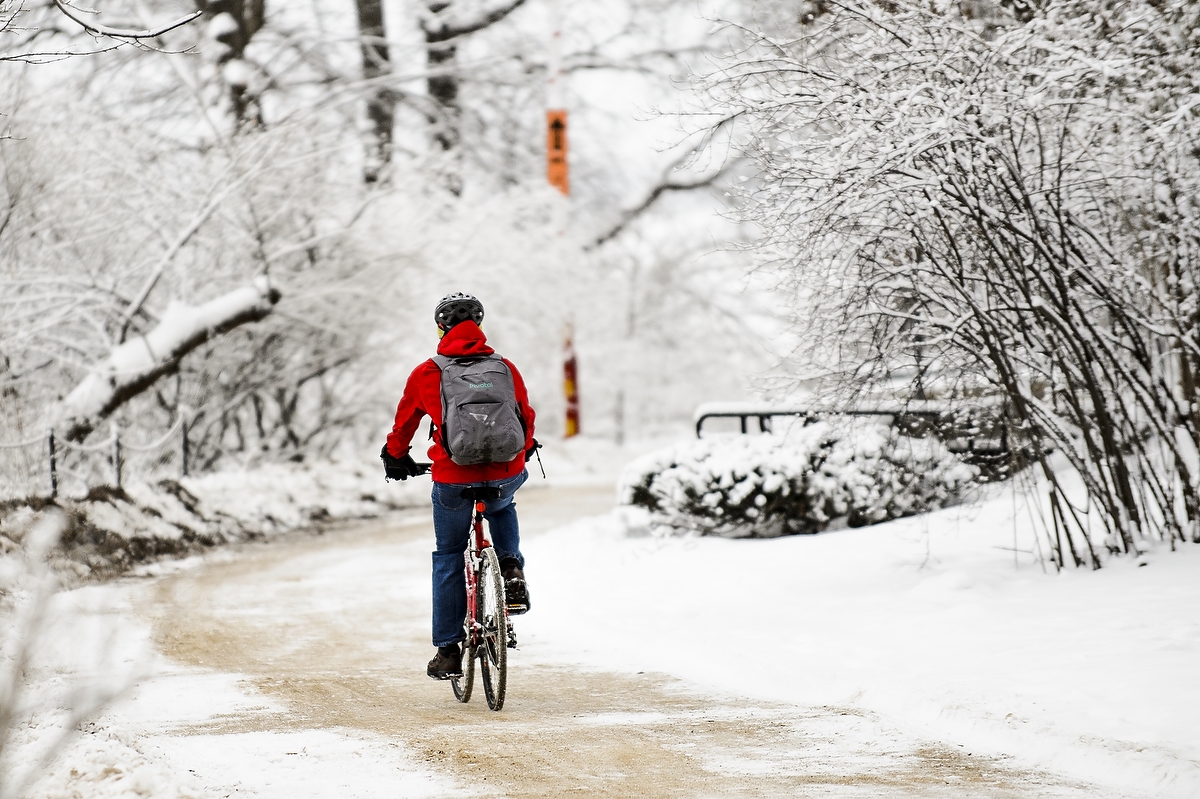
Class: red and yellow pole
549,0,575,436
564,327,579,437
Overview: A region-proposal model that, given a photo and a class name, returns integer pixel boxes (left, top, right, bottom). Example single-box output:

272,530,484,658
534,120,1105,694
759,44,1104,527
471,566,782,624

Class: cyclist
381,293,538,680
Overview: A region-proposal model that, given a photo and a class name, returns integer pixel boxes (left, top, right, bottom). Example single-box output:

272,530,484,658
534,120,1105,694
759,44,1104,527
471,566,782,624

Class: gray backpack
432,353,526,466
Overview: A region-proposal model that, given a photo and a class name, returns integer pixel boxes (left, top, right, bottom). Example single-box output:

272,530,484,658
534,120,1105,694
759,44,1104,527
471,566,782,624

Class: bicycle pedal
507,628,518,648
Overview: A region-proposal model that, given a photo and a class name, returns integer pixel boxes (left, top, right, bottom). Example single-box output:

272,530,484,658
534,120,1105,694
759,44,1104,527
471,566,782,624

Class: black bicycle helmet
434,292,485,332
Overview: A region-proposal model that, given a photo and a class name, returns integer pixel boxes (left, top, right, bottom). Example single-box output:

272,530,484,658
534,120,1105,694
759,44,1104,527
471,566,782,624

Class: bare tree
345,0,529,185
0,66,389,484
1,0,781,491
589,141,741,249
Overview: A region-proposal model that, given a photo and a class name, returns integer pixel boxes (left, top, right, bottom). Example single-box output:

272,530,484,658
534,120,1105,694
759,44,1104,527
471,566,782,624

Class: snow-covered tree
704,0,1200,564
1,0,785,498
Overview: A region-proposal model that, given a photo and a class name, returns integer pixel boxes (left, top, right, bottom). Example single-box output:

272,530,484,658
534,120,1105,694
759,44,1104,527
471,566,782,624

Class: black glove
381,445,421,481
524,438,542,463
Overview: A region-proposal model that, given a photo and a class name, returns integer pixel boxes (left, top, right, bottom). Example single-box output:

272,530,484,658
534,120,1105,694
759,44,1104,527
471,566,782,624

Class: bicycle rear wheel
477,547,508,711
451,620,475,703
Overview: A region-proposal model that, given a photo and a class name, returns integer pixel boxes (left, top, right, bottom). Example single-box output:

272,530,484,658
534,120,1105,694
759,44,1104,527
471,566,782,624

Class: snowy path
60,484,1156,798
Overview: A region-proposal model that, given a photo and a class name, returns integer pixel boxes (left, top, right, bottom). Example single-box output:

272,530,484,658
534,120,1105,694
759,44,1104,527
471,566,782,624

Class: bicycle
449,484,517,710
409,464,514,710
406,464,519,710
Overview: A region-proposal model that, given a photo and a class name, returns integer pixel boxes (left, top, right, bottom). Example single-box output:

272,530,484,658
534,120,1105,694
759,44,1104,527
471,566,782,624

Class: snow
21,655,460,799
7,438,1199,797
692,398,994,421
527,432,684,487
522,482,1200,797
10,561,461,799
179,455,430,532
26,723,209,799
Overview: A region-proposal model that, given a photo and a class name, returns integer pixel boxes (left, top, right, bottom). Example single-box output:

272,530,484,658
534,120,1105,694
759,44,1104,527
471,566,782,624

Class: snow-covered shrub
618,421,977,537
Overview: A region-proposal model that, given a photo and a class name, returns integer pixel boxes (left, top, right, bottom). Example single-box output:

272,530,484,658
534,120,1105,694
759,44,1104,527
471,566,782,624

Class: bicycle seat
460,486,502,500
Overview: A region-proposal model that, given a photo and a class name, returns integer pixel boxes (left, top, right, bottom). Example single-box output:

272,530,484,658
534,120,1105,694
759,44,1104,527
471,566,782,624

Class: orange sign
546,109,568,195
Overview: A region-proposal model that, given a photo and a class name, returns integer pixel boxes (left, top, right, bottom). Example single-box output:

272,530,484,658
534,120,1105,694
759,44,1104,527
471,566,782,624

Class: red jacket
386,321,536,483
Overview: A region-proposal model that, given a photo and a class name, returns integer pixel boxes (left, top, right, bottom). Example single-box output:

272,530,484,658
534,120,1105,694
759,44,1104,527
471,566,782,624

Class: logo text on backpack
468,382,494,389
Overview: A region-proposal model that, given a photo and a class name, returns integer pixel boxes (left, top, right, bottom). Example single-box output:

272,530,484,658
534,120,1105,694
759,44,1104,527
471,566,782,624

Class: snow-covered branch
50,0,200,40
421,0,527,43
590,158,739,249
58,279,281,443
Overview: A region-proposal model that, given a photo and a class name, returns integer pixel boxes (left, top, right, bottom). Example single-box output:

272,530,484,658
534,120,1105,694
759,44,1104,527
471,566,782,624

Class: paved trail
131,485,1101,798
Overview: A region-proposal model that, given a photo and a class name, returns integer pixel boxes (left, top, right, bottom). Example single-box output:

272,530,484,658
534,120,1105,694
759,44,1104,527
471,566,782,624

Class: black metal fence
0,418,193,502
693,403,1016,478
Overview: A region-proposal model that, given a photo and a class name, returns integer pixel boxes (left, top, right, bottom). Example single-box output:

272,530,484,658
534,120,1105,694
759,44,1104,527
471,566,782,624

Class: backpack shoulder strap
431,355,452,370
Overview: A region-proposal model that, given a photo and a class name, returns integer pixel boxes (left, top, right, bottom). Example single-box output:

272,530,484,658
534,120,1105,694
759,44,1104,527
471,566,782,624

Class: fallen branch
59,279,281,443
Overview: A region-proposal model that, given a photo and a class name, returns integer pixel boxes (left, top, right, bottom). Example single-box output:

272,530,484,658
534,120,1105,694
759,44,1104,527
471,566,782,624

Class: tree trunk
354,0,394,183
425,1,460,153
419,0,527,194
198,0,266,128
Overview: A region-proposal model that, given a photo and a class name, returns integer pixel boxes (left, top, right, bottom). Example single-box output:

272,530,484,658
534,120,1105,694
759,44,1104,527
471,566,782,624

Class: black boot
500,557,531,615
427,643,463,680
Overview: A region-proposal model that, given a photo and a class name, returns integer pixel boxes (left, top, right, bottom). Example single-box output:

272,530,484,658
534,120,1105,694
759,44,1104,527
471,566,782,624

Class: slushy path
131,485,1102,798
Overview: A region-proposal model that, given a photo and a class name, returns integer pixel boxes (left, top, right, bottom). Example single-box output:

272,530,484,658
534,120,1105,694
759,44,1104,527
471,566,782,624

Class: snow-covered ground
9,436,1200,797
526,483,1200,797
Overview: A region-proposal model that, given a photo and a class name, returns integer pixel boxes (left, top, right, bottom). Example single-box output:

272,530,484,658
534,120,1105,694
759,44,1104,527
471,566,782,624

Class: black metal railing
693,403,1010,459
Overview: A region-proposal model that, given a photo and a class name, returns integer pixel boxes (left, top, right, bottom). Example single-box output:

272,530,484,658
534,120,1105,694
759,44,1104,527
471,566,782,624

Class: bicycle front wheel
477,547,508,711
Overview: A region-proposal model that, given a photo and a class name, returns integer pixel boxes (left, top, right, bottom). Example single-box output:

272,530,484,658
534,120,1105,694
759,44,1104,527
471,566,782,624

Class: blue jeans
430,469,528,648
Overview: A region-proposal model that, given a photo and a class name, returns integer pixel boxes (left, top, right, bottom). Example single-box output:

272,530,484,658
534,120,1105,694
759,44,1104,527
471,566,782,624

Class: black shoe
500,558,531,615
427,644,463,680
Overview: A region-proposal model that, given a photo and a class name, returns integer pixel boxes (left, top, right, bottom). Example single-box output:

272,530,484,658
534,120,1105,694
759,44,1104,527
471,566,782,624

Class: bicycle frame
463,500,491,650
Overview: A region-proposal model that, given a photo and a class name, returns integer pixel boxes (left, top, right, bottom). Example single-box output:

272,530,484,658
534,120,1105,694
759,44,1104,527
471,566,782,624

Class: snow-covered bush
618,421,977,537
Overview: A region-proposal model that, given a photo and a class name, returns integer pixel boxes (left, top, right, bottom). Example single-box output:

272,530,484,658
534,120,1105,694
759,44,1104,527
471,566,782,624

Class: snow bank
523,486,1200,797
0,433,665,583
619,421,977,536
0,457,430,581
180,456,428,532
0,528,178,799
